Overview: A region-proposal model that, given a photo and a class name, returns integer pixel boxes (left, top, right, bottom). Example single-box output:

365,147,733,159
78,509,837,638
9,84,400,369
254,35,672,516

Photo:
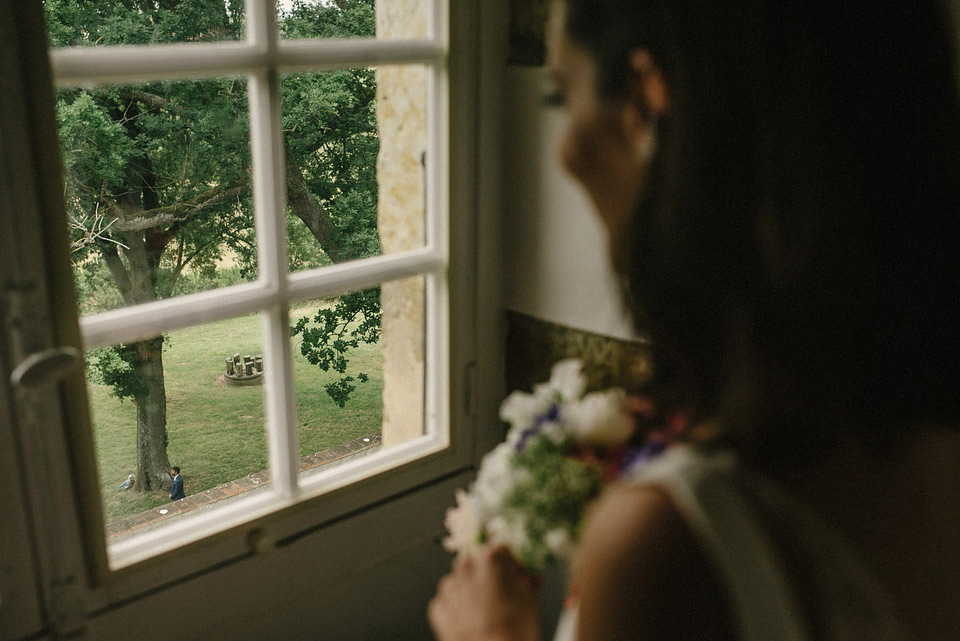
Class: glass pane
44,0,245,47
282,64,427,271
279,0,428,41
89,316,267,544
292,275,425,483
291,287,383,470
279,0,375,39
56,79,256,316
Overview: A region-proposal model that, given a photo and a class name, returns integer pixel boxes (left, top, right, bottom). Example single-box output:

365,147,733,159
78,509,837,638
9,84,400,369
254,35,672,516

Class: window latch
10,346,81,388
4,280,81,389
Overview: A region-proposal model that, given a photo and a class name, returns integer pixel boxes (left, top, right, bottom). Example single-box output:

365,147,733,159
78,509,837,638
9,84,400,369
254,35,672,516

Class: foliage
45,0,245,47
280,0,374,39
86,343,156,401
73,259,125,315
281,0,379,263
49,0,382,410
56,92,135,195
292,288,380,407
91,309,383,524
287,211,333,272
283,0,382,402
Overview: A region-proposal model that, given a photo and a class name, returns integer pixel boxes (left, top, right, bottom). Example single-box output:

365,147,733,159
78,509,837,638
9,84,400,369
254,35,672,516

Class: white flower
547,358,587,401
486,514,530,553
544,528,574,558
565,388,633,446
499,389,551,435
537,419,567,445
442,489,482,554
499,360,586,440
471,442,521,520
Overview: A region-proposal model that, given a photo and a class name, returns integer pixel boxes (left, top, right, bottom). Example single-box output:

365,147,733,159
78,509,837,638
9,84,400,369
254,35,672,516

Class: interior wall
79,473,467,641
500,66,638,343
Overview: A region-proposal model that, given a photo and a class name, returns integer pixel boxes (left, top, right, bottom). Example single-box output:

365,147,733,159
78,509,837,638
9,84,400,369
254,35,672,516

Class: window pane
293,274,425,486
57,79,256,316
90,316,267,544
279,0,427,41
44,0,245,47
282,64,427,271
292,292,384,471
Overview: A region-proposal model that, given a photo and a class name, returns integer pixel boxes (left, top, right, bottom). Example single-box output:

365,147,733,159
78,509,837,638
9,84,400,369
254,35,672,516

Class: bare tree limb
68,207,129,253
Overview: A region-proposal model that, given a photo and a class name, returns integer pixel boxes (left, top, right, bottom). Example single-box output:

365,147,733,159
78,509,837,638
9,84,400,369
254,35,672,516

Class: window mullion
50,40,445,88
424,0,450,442
248,0,300,500
261,305,300,500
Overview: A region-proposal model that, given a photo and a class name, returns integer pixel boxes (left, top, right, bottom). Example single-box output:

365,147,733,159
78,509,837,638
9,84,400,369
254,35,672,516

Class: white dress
552,445,911,641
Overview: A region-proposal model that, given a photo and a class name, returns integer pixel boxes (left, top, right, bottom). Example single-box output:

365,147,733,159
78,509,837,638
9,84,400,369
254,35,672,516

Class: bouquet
442,359,670,572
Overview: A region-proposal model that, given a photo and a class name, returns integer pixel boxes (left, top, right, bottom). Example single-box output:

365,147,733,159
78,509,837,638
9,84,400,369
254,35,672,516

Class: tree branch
285,141,348,263
112,178,250,233
99,241,135,306
68,202,129,254
117,87,185,116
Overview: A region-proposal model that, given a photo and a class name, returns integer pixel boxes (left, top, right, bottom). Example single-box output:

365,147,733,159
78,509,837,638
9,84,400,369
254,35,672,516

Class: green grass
89,304,383,523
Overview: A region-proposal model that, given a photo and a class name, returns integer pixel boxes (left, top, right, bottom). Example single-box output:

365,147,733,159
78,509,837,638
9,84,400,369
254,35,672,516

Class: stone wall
375,2,428,447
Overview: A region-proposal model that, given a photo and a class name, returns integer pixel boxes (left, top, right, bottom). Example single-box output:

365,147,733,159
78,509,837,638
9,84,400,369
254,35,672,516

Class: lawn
88,303,383,523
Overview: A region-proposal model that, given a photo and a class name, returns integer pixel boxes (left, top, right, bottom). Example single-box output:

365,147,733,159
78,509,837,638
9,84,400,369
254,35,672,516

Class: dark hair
172,466,181,474
563,0,960,467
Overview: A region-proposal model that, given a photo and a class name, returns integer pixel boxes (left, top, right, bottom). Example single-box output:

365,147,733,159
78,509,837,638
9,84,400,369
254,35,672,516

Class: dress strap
626,445,811,641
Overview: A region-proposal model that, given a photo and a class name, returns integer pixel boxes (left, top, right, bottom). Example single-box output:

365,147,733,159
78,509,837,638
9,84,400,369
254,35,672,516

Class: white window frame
38,0,477,574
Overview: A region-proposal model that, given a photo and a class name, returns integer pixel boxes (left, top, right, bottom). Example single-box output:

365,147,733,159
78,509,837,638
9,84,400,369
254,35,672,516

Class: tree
48,0,381,491
281,0,381,407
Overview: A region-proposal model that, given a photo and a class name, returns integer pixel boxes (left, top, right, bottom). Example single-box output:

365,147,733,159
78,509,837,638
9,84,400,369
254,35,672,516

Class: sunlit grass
89,303,382,523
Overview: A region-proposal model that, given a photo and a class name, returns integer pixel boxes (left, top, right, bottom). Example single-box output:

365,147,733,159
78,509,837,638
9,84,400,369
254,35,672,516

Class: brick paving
105,433,382,541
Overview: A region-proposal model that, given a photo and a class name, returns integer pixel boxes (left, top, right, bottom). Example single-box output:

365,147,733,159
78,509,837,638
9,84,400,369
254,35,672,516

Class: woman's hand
428,546,542,641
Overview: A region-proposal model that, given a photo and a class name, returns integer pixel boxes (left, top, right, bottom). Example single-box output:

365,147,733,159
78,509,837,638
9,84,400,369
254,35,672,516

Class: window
2,0,504,636
35,0,472,573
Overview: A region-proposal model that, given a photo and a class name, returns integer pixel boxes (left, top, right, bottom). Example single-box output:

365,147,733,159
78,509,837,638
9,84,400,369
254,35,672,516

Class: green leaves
280,0,374,40
44,0,244,47
291,288,380,407
86,342,160,401
52,0,382,408
278,1,381,407
283,67,380,260
57,91,135,195
501,438,605,570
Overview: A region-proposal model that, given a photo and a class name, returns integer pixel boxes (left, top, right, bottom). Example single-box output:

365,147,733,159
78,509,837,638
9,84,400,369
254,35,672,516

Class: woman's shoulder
572,480,737,641
574,483,685,601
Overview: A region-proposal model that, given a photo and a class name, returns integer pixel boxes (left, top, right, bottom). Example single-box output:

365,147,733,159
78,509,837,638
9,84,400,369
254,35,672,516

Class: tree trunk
132,336,172,491
284,142,349,263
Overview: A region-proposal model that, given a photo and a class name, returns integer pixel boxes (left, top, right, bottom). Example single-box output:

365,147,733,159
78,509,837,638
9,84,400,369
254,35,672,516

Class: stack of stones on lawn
224,353,263,386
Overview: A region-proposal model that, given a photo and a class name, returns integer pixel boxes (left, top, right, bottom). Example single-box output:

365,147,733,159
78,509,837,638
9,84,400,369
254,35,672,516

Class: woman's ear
622,49,670,152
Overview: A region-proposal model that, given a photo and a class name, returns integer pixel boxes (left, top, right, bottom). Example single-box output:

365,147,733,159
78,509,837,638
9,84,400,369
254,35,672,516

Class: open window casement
1,1,495,638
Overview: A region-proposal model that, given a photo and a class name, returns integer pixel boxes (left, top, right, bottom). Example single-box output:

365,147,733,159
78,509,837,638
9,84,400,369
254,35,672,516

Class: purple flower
515,402,561,451
620,438,668,474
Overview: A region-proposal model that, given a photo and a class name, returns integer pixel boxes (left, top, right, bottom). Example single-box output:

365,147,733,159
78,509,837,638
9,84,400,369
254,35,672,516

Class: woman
430,1,960,639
